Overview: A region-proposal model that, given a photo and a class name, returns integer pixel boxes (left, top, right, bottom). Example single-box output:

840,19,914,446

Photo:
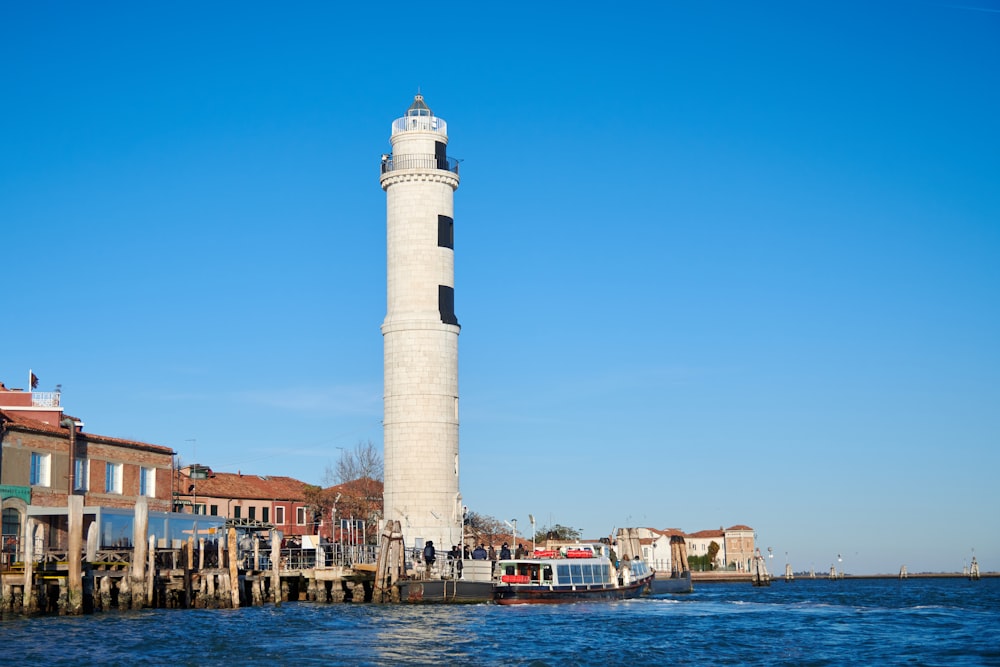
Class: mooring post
185,535,194,608
86,522,98,562
147,534,156,605
199,537,206,571
131,497,148,609
66,495,84,614
271,530,282,606
23,518,37,613
228,527,240,608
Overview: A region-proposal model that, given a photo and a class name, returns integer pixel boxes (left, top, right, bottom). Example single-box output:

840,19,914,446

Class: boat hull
493,579,650,605
398,579,493,603
649,571,693,595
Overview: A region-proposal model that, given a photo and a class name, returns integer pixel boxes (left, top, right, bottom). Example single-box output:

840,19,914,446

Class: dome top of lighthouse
406,94,433,117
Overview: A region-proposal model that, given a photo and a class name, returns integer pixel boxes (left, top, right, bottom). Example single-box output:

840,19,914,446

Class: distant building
686,528,727,569
1,380,174,563
724,524,756,570
172,466,313,537
627,524,757,571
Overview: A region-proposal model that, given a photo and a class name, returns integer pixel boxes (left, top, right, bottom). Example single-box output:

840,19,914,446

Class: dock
0,498,387,615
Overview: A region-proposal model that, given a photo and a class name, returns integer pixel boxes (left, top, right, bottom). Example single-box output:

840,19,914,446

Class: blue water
2,578,998,665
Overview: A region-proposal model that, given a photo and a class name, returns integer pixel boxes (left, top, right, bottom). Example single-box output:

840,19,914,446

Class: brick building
1,380,174,561
172,465,314,538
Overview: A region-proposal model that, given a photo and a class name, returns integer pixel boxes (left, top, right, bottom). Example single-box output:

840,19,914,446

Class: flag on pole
30,371,39,390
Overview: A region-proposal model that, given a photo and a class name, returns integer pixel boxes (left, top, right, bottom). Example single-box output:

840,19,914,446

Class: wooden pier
0,499,380,615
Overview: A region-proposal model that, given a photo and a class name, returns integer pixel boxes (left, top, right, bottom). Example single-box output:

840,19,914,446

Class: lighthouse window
438,285,458,325
437,215,454,249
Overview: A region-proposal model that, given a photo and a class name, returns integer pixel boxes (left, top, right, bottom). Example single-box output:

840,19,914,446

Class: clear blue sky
3,1,998,574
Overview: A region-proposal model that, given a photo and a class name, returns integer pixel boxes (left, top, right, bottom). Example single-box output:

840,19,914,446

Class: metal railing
380,153,459,176
31,391,61,408
12,542,382,572
391,116,447,137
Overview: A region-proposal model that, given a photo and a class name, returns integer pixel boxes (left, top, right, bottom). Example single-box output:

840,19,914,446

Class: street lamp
505,519,518,553
529,514,536,554
838,553,843,579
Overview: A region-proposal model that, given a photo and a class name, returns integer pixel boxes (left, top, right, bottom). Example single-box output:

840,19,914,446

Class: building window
296,507,307,526
29,453,50,487
248,506,256,521
2,508,20,544
210,505,218,516
262,507,269,523
139,467,156,497
105,462,122,494
275,506,285,525
234,506,241,519
73,458,89,491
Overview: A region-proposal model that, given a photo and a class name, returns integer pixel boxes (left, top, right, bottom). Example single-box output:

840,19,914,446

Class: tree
466,511,506,545
325,439,384,485
331,477,384,544
302,484,337,532
707,540,721,569
535,524,581,543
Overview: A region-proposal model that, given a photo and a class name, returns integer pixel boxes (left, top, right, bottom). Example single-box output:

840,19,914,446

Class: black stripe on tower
438,215,454,249
435,141,448,170
438,285,458,325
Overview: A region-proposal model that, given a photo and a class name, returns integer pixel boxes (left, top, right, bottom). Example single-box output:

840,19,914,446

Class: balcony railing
380,153,460,176
391,115,447,137
31,392,61,408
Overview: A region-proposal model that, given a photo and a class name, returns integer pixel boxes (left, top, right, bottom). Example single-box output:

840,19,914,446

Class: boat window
582,564,594,584
503,565,515,576
570,564,583,585
557,564,570,583
543,565,553,582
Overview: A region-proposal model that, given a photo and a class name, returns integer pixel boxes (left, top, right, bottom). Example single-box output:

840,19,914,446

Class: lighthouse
380,94,462,554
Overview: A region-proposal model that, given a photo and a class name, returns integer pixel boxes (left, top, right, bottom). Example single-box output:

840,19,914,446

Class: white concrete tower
380,94,462,552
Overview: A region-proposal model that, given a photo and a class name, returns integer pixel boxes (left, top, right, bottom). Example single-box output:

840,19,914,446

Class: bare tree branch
332,439,384,484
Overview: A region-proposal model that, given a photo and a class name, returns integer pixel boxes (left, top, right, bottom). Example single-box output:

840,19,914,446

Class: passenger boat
492,543,655,605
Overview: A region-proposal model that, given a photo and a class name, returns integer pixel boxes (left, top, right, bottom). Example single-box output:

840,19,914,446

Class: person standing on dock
423,541,436,576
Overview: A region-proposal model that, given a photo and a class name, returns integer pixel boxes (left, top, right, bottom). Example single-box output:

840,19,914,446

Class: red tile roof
0,409,173,455
688,529,725,538
175,468,307,501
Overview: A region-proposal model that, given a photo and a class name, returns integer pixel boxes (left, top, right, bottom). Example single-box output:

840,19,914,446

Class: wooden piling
184,536,194,608
23,519,37,613
67,495,84,614
228,527,240,608
86,522,99,562
271,530,282,606
119,574,132,610
131,497,148,609
147,534,156,605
